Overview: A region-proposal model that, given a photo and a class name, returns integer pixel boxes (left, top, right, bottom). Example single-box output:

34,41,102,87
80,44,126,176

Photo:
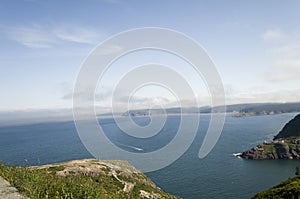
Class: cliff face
240,114,300,160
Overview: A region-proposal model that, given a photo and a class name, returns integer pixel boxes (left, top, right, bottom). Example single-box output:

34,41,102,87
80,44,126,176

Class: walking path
0,176,28,199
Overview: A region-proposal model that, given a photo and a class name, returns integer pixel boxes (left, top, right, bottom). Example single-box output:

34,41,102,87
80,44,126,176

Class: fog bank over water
0,109,74,127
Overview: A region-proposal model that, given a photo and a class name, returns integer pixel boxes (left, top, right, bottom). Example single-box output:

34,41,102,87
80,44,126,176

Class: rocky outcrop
239,140,300,160
239,114,300,160
0,176,28,199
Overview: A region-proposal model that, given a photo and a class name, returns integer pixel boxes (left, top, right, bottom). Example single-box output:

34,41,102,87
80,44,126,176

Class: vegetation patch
253,175,300,198
100,167,110,174
47,165,65,172
262,144,276,154
0,159,179,199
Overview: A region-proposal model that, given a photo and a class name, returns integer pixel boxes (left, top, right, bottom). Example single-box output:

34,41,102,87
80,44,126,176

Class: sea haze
0,113,299,198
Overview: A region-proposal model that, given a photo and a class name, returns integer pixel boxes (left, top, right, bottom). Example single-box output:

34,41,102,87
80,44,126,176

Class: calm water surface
0,113,299,198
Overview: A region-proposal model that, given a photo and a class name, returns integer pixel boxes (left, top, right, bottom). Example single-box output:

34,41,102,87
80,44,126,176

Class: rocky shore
239,138,300,159
239,114,300,160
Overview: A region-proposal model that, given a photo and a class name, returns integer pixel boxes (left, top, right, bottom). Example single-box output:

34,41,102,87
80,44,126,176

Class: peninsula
239,114,300,160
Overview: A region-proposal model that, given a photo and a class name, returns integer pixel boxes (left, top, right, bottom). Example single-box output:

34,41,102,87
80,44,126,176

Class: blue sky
1,0,300,112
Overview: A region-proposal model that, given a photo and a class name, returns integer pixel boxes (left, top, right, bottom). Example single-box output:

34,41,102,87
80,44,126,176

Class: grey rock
0,177,28,199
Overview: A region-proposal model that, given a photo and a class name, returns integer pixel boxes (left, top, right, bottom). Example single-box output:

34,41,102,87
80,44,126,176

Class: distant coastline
118,102,300,118
232,111,284,118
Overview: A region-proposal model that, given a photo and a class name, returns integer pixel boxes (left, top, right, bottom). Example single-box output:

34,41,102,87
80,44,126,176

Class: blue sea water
0,113,299,198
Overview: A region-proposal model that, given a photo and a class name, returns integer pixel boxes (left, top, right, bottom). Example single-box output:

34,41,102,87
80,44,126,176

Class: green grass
253,176,300,198
47,165,65,172
100,167,110,174
262,144,276,154
0,162,178,199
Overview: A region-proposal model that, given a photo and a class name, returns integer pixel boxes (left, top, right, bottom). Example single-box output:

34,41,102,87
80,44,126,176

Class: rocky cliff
239,114,300,160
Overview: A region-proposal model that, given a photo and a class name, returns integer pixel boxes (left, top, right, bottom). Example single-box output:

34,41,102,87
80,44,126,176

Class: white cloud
94,44,123,55
263,29,300,82
266,58,300,82
275,59,300,67
54,26,103,44
225,84,300,104
6,25,54,48
266,69,299,82
3,24,104,48
262,28,287,42
271,44,300,57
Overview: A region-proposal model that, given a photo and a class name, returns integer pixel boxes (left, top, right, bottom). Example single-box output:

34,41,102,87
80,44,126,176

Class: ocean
0,113,299,198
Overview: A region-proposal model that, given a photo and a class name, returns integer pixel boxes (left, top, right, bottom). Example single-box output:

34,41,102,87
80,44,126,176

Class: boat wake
115,142,144,152
233,153,242,158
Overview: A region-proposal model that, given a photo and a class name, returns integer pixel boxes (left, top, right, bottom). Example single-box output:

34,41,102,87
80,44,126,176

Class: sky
1,0,300,115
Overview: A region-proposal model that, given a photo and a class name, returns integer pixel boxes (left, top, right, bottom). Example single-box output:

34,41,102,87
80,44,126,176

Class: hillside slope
252,175,300,198
0,159,179,199
275,114,300,139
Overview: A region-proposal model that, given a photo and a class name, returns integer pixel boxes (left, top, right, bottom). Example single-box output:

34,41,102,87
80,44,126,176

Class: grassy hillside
0,159,179,199
253,175,300,198
275,114,300,139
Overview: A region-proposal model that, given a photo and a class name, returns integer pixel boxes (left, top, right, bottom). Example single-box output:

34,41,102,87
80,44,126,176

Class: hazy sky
1,0,300,112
